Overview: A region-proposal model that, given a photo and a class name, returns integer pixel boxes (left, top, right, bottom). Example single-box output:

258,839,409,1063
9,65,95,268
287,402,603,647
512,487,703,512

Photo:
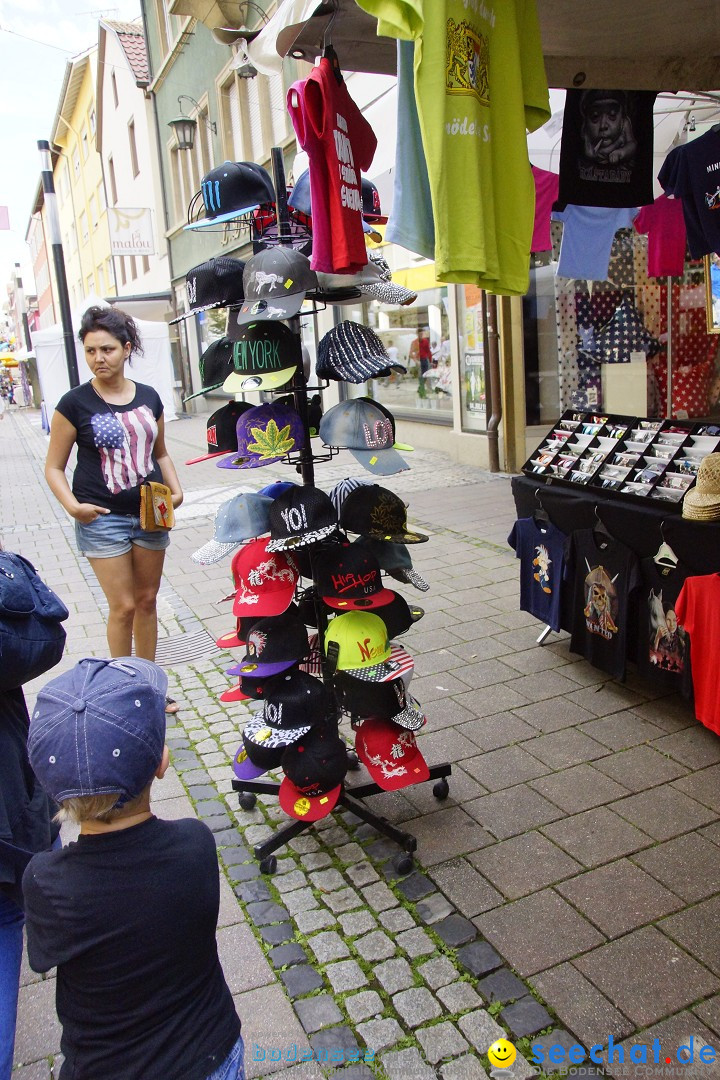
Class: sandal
165,697,180,715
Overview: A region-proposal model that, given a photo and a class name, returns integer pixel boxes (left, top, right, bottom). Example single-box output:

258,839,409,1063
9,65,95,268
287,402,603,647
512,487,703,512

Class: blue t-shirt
553,205,637,281
508,516,567,632
659,130,720,259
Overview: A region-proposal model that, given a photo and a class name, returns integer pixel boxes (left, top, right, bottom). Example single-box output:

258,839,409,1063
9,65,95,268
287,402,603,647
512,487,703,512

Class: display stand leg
536,624,553,645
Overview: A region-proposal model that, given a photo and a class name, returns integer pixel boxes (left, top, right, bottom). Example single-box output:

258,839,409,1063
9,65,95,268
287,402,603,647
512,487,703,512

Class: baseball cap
355,716,430,790
220,666,280,703
183,338,238,403
231,247,318,328
261,669,330,731
316,322,393,384
185,402,254,463
169,258,245,323
317,544,395,611
335,673,425,731
223,320,300,393
372,590,424,638
358,398,414,453
266,487,338,552
352,536,430,592
216,402,305,470
232,608,310,677
361,177,388,223
242,714,307,771
323,610,390,672
186,161,275,230
28,657,167,808
233,741,268,781
279,725,348,821
289,170,384,237
319,400,409,477
259,480,298,500
340,485,428,544
191,492,273,564
231,538,299,617
328,477,372,518
343,639,415,683
215,616,258,650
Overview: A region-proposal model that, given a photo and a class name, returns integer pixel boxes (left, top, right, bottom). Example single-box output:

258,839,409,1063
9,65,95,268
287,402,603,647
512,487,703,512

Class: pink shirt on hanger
634,194,687,277
531,166,559,252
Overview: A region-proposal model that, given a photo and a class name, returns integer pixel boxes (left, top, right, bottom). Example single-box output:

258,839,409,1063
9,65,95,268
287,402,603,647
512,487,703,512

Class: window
79,211,89,245
81,125,89,161
169,139,199,226
96,263,104,292
89,194,98,229
111,72,118,108
154,0,180,56
107,156,118,205
73,151,81,179
57,161,70,203
97,180,106,213
89,108,96,136
86,273,95,295
105,257,113,288
220,69,290,165
130,256,137,281
142,255,150,275
120,257,127,286
128,119,139,177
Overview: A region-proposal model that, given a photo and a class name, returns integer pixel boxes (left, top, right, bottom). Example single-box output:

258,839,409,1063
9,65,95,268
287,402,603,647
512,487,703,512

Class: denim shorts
205,1034,245,1080
75,512,171,559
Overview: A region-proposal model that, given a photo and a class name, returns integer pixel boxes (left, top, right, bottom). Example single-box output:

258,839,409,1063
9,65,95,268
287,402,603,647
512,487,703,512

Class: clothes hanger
533,487,550,526
593,504,612,541
654,520,678,568
322,2,343,85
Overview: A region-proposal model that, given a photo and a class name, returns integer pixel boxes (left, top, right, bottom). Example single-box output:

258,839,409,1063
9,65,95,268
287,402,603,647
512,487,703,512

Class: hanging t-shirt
633,195,687,277
675,574,720,735
386,39,435,260
356,0,551,295
637,557,690,691
287,59,377,274
558,89,657,209
553,205,638,281
55,381,164,515
566,528,640,680
658,131,720,259
508,516,567,631
531,166,560,252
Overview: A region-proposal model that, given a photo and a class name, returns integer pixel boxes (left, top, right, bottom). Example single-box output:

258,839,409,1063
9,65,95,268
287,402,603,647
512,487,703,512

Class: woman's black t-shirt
55,381,164,515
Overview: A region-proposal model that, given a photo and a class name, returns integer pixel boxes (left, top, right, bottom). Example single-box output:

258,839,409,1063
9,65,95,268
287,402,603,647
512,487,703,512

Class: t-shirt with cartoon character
508,516,567,632
636,557,690,692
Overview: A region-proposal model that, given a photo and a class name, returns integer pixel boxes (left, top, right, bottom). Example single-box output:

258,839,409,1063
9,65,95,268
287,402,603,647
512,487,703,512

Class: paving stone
381,1047,436,1080
694,994,720,1038
295,908,337,933
464,745,550,791
578,712,667,751
396,871,436,901
530,963,633,1047
355,1018,404,1052
456,940,503,977
309,1024,359,1060
475,890,604,978
282,887,319,917
378,907,415,933
533,1029,587,1074
396,926,436,958
542,806,653,868
593,745,688,792
307,931,350,963
221,844,253,865
259,922,294,946
290,835,321,854
325,959,368,992
477,968,529,1004
434,914,478,947
246,900,290,926
346,862,380,888
308,868,346,892
335,842,366,864
268,943,307,969
606,1011,719,1079
339,910,377,936
324,886,362,913
661,895,720,976
319,825,351,846
652,725,720,769
530,763,629,815
428,859,503,918
633,832,720,903
438,981,484,1014
469,832,582,900
187,784,219,800
575,926,720,1027
234,879,272,904
345,990,384,1023
611,785,716,842
501,996,553,1038
366,837,403,861
456,1008,505,1050
293,994,344,1034
375,957,415,994
440,1054,490,1080
392,987,442,1028
556,859,683,938
418,955,459,990
524,729,608,770
466,784,563,840
361,881,399,911
416,1021,470,1064
460,711,538,751
274,870,309,894
280,964,325,999
354,929,396,962
228,861,261,883
399,806,494,865
415,892,455,924
299,852,332,871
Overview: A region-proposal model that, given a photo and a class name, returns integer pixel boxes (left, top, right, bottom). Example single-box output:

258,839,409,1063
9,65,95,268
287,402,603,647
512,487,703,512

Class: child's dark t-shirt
23,816,240,1080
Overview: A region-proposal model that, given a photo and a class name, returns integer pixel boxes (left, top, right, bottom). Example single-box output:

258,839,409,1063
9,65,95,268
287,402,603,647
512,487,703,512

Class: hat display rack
195,147,451,875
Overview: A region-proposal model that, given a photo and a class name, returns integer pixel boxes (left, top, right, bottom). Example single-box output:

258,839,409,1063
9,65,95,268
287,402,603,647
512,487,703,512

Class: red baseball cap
279,726,348,821
354,716,429,791
232,538,299,618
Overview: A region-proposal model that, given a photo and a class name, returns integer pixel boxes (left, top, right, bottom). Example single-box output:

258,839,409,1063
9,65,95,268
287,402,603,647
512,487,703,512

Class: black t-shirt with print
566,528,640,680
55,381,163,515
637,557,691,692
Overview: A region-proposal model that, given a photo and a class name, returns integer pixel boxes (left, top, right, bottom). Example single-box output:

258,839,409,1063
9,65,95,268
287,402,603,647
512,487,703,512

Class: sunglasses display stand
225,148,451,876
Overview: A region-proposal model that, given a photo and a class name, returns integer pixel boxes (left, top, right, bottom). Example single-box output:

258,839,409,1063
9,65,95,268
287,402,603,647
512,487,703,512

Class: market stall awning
171,0,720,90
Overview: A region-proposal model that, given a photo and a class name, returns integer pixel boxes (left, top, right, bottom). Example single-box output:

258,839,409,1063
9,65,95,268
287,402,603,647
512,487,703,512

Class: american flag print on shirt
90,406,158,495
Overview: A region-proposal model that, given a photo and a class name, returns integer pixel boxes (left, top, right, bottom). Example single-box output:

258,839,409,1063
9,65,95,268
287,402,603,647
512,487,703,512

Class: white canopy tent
30,296,178,421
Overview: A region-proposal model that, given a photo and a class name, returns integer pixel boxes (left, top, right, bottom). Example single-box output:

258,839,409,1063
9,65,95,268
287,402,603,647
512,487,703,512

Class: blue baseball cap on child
28,657,168,808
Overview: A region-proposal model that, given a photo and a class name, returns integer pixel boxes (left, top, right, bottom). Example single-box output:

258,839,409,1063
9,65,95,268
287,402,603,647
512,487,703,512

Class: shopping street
5,405,720,1080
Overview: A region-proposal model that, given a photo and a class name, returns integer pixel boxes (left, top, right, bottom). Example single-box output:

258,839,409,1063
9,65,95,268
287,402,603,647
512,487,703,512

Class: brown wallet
139,481,175,531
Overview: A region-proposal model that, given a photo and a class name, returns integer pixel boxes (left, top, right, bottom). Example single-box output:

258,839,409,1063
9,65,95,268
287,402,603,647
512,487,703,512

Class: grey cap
191,492,274,565
230,247,318,328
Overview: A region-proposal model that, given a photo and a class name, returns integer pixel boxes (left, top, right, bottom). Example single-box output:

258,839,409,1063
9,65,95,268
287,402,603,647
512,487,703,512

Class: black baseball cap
183,337,238,402
242,714,308,771
185,401,254,464
187,161,275,230
317,544,395,611
234,607,310,677
340,485,428,545
335,672,425,731
279,725,348,821
266,487,338,553
352,536,430,592
170,259,245,323
261,669,330,731
316,322,392,384
372,591,424,638
223,320,301,392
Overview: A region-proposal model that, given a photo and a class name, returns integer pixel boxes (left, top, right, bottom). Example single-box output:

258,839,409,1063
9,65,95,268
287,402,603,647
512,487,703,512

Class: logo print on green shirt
446,19,489,105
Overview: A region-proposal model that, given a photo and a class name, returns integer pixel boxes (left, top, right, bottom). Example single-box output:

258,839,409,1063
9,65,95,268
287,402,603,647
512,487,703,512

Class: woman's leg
88,552,136,657
130,545,166,661
0,895,25,1080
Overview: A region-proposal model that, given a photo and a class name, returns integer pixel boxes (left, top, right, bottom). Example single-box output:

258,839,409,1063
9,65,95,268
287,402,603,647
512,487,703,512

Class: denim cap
28,657,167,808
319,399,409,476
191,491,272,565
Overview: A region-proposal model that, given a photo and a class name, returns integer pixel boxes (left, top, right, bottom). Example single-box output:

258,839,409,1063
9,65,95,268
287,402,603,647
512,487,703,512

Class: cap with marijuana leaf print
216,402,305,470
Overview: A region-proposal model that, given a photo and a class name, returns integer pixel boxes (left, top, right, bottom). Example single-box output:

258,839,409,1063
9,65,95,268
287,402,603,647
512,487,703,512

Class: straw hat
682,453,720,520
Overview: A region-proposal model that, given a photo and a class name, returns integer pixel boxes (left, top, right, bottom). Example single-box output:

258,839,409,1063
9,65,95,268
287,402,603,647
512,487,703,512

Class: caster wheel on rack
259,855,277,875
433,779,450,801
393,853,414,876
238,792,257,811
346,750,360,771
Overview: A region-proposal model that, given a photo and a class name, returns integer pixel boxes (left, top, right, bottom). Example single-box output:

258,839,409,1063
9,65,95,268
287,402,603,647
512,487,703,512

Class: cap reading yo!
266,487,338,552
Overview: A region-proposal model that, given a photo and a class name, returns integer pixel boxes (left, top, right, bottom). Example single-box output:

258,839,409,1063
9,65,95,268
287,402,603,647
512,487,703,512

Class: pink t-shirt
634,194,687,277
531,166,560,252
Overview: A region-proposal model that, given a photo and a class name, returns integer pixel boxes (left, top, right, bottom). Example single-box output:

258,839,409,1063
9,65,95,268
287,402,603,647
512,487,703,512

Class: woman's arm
45,411,110,524
153,415,183,508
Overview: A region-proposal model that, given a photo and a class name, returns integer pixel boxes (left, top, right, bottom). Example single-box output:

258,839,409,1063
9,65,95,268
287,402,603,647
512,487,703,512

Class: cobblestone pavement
6,407,720,1079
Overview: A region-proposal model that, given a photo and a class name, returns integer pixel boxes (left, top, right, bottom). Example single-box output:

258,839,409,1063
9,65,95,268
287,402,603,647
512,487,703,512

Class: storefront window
458,284,487,432
523,255,561,426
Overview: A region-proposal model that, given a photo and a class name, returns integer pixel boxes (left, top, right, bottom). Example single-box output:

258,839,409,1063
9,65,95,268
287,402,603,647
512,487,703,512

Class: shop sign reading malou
109,208,155,257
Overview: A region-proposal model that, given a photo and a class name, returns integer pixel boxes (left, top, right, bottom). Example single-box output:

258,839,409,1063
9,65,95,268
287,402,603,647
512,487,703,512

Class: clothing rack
229,147,451,875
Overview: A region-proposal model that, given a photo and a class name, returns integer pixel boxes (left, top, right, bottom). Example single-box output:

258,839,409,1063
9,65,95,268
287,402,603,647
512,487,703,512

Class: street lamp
168,96,217,152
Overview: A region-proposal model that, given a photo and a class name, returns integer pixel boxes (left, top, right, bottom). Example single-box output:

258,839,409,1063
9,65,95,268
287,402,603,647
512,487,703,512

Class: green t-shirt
357,0,550,294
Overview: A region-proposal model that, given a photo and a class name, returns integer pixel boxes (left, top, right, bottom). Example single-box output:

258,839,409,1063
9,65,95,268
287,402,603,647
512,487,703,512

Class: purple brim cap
216,453,285,470
226,659,298,678
349,447,410,476
233,743,268,780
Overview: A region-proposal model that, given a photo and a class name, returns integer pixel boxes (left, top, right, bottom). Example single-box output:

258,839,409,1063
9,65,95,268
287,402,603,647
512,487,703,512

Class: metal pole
38,139,79,388
13,263,32,351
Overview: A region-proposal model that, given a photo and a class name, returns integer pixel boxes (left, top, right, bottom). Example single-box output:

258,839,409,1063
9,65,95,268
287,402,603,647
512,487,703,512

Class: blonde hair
54,793,123,824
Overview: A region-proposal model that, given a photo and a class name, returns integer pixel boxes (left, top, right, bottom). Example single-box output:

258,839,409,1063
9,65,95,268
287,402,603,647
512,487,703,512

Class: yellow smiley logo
487,1039,517,1069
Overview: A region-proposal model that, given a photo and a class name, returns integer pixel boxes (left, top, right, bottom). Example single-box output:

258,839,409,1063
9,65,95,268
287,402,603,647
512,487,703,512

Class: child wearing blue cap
22,657,243,1080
